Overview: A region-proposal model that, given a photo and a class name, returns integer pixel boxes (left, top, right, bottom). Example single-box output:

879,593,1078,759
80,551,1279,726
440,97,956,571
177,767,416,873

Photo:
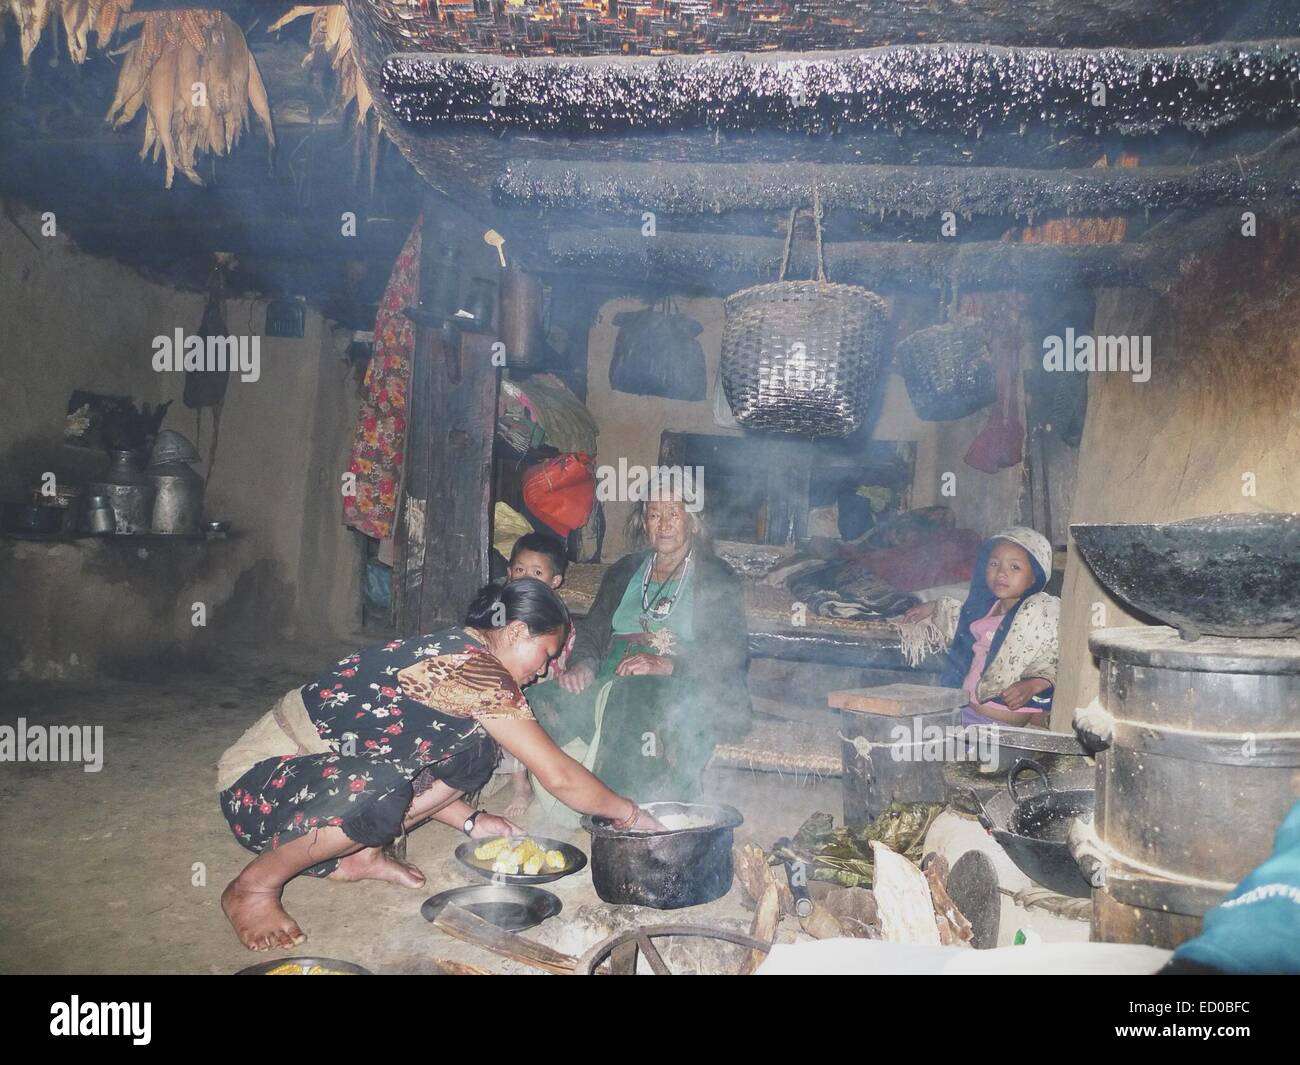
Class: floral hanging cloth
343,217,422,540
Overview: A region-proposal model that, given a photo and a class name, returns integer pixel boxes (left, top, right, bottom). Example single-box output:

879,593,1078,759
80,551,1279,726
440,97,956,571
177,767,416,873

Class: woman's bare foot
329,846,426,889
504,773,534,821
222,877,307,952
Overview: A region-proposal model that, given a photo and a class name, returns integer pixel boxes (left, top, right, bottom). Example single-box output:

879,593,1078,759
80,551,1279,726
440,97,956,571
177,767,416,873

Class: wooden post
395,204,501,636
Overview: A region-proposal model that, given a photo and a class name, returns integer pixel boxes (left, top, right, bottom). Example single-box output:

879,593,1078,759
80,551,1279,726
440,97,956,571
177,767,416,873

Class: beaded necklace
640,550,692,628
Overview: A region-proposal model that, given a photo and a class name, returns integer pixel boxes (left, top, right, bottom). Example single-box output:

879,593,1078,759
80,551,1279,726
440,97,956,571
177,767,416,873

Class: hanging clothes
343,217,422,541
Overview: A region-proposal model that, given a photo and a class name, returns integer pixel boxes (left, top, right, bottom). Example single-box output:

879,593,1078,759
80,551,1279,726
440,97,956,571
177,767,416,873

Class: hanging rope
777,188,828,282
777,206,799,282
812,186,826,282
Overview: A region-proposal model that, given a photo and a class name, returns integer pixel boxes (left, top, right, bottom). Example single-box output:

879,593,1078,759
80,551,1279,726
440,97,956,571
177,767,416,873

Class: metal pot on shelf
83,495,116,536
87,449,154,535
147,430,204,535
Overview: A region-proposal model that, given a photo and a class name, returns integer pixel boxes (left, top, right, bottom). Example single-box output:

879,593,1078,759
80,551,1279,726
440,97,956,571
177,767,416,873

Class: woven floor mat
710,716,842,778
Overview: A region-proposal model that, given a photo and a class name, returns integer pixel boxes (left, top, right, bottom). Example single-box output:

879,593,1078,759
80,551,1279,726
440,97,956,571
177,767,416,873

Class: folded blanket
857,528,982,592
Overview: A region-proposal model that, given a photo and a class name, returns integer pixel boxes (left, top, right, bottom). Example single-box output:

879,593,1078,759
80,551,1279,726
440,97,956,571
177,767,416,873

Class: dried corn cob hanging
3,0,131,64
269,5,373,130
106,11,275,189
269,5,381,188
4,0,55,63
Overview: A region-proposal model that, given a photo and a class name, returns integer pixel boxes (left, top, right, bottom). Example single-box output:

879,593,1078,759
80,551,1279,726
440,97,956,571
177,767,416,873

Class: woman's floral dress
219,628,532,875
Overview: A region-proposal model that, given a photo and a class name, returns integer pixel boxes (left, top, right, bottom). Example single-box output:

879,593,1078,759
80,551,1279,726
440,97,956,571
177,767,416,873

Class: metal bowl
1071,513,1300,640
454,835,587,886
236,956,371,975
421,883,562,932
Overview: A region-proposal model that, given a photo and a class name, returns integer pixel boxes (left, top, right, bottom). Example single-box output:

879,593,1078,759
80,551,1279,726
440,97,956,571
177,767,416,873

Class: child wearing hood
899,526,1059,726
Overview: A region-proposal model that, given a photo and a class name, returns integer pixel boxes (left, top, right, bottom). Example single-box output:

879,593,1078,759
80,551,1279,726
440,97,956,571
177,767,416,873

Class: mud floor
0,641,834,974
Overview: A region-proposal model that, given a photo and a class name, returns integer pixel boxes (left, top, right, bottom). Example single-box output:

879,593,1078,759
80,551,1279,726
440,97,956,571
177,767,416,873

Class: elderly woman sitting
527,477,751,801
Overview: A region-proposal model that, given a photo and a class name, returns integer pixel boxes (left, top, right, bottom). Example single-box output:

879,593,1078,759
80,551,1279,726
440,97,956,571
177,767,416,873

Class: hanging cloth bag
609,297,707,401
964,343,1025,473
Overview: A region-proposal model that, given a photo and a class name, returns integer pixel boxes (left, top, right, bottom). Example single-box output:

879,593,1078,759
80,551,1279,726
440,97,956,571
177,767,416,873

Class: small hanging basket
895,315,997,422
721,195,888,437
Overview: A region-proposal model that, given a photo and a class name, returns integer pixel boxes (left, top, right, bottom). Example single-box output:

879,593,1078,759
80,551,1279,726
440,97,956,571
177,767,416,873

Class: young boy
496,532,573,817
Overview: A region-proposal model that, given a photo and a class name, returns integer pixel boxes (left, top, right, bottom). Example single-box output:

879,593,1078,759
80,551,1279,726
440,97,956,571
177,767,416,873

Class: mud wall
0,208,360,678
1052,219,1300,729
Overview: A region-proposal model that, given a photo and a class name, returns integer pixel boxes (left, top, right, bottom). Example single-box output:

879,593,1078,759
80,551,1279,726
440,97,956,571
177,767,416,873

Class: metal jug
88,450,155,535
84,495,116,536
148,461,204,535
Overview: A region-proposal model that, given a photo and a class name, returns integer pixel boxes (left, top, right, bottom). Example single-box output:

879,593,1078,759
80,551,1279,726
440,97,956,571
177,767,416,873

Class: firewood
870,841,941,946
798,901,843,940
432,903,578,975
823,886,881,938
738,882,780,975
924,858,974,947
732,842,794,915
431,959,493,976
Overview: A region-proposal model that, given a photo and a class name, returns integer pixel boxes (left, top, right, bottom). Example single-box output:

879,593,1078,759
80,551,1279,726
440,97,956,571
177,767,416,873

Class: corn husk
107,11,274,188
4,0,132,62
269,5,379,187
5,0,53,63
269,4,373,129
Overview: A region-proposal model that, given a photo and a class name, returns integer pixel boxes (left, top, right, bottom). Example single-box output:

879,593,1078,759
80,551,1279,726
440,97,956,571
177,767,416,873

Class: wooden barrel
1089,627,1300,949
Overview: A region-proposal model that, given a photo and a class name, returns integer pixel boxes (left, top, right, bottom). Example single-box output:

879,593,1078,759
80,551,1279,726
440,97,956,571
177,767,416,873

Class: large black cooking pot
1071,513,1300,640
992,759,1095,899
581,802,744,910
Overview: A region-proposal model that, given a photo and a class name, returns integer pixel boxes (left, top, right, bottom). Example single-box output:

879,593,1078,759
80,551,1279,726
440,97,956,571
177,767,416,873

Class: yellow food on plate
475,837,567,874
473,837,512,862
264,963,353,975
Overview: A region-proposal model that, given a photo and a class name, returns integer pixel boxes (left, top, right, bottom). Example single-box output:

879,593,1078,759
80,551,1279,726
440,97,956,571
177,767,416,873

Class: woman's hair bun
464,578,569,636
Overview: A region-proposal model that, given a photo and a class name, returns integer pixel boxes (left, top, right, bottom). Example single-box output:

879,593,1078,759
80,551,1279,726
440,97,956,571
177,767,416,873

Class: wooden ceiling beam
497,155,1300,220
542,227,1164,292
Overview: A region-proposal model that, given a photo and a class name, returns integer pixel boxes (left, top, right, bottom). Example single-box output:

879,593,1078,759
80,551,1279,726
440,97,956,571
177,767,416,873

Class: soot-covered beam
497,157,1300,219
382,39,1300,137
543,228,1164,291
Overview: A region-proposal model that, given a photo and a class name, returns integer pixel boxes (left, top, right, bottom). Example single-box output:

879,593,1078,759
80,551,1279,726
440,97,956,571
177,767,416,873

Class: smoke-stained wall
1052,220,1300,729
0,208,360,677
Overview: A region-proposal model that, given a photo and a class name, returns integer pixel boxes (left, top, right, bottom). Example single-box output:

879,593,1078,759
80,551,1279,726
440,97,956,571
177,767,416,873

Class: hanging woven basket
721,196,888,437
895,315,997,422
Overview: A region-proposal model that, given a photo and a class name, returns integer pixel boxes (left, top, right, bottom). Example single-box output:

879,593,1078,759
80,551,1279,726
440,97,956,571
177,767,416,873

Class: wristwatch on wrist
463,809,484,836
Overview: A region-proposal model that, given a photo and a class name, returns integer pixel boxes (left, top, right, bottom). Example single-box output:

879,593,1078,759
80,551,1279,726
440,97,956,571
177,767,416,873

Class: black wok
992,759,1095,898
1071,513,1300,640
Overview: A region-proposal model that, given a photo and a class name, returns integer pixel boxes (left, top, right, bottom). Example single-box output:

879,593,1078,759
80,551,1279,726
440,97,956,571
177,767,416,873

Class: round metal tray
454,836,587,886
236,956,371,975
421,884,562,932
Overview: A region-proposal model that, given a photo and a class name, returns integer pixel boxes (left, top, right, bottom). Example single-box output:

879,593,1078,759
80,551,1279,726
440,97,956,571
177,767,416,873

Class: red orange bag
522,453,595,537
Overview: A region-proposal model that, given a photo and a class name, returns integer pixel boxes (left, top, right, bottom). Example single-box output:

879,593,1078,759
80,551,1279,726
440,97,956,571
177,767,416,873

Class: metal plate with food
236,956,371,975
421,884,562,932
454,835,587,885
